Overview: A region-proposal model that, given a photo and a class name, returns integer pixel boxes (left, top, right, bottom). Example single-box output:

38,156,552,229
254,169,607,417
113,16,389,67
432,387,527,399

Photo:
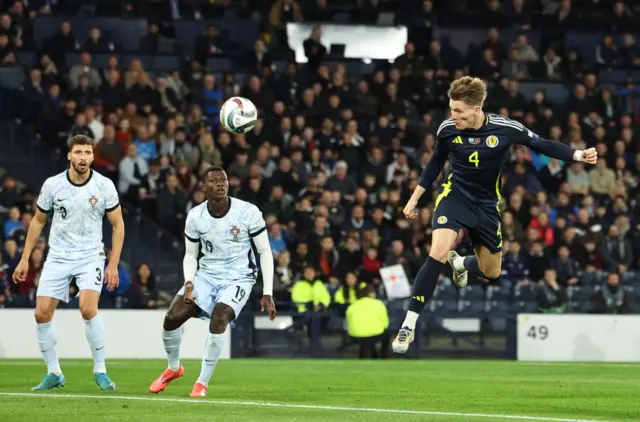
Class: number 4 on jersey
468,151,479,167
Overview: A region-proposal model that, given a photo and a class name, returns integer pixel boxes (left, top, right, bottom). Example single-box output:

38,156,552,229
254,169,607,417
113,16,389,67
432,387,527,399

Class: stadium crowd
0,0,638,317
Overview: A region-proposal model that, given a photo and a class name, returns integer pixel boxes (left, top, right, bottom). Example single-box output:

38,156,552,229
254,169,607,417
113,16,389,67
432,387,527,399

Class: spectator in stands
600,224,634,273
291,265,330,312
68,111,94,140
69,52,101,89
591,272,633,314
199,74,223,126
118,143,149,197
11,211,31,249
4,206,21,238
84,27,110,53
0,33,16,65
303,25,326,70
536,268,567,313
566,162,590,199
156,173,187,239
268,222,287,258
269,0,304,48
503,241,530,285
0,177,20,211
333,271,365,314
588,159,616,201
3,238,19,281
274,250,294,303
552,245,581,286
128,263,157,309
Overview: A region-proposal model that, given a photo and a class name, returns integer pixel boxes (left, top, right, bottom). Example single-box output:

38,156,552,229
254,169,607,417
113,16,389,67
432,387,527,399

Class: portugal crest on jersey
230,225,241,238
88,195,99,208
486,135,499,148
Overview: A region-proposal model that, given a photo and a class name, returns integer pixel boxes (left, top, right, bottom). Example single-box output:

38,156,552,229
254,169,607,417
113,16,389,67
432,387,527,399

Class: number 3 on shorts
95,267,102,286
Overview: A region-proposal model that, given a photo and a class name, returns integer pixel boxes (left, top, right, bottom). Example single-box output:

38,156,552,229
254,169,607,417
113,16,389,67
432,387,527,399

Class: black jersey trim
37,205,51,214
66,169,93,187
249,226,266,237
207,197,232,219
105,203,120,213
185,234,200,243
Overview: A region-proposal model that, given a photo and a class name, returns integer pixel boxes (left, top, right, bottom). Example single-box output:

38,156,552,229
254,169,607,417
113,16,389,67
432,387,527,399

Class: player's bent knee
430,229,458,262
479,264,501,280
34,309,54,324
429,241,454,262
163,312,186,331
210,304,234,334
80,305,98,320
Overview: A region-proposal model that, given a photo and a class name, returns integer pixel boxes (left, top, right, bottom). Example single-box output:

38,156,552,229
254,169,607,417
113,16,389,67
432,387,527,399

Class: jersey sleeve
184,209,200,243
36,178,54,213
507,123,575,162
104,180,120,212
248,206,267,238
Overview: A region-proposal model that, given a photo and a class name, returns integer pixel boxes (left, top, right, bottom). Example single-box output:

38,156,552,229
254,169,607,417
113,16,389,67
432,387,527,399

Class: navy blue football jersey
434,114,537,206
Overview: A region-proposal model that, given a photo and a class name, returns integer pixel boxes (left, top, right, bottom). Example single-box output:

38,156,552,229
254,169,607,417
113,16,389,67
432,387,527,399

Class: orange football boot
189,382,207,397
149,365,184,394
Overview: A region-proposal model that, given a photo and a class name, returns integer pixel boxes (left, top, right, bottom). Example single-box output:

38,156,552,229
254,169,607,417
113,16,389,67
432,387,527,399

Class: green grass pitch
0,359,637,421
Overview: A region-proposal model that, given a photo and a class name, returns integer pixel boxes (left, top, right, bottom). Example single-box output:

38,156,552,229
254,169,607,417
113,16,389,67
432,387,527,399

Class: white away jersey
185,197,266,282
37,170,119,262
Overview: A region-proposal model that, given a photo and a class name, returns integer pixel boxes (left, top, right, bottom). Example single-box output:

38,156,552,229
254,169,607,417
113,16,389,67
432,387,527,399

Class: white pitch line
0,392,612,422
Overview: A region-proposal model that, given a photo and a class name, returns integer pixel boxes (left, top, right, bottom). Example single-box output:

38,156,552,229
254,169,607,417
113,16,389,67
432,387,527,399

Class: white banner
517,314,640,362
379,264,412,300
286,23,407,63
0,310,230,360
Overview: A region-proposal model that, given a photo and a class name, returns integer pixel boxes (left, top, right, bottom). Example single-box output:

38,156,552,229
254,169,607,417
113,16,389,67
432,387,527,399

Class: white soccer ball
219,97,258,135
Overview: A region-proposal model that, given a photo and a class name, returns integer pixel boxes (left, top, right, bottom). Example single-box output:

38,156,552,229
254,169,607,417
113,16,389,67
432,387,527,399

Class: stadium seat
433,300,459,314
513,301,539,313
568,300,589,313
621,271,639,285
487,300,510,314
567,285,594,302
458,300,486,316
487,285,511,302
460,285,486,301
580,271,598,286
514,284,536,301
594,272,608,284
433,284,458,301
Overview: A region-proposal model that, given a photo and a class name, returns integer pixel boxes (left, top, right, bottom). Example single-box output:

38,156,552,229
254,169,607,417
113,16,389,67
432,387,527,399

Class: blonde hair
447,76,488,106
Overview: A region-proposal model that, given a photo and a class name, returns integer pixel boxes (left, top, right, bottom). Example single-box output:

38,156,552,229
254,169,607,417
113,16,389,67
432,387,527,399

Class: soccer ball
219,97,258,135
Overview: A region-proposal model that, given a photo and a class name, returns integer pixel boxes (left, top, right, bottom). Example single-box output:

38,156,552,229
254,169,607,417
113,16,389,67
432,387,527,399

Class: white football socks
196,333,225,387
162,328,182,371
84,315,107,373
36,321,61,375
402,311,419,331
452,254,466,272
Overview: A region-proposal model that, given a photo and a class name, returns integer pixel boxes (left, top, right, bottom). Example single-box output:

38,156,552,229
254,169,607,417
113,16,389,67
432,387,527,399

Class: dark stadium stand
0,0,638,356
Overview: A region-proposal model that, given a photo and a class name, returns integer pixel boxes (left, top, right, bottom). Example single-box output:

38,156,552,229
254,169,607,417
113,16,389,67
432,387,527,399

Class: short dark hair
200,165,226,181
67,135,94,150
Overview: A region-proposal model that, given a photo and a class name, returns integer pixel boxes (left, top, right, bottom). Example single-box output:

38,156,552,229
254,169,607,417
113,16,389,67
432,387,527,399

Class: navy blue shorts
432,190,503,253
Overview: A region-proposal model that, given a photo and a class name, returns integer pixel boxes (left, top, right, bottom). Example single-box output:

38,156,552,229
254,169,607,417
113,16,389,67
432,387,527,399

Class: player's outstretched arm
182,237,199,304
13,208,48,283
252,229,277,320
105,205,125,291
516,131,597,165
